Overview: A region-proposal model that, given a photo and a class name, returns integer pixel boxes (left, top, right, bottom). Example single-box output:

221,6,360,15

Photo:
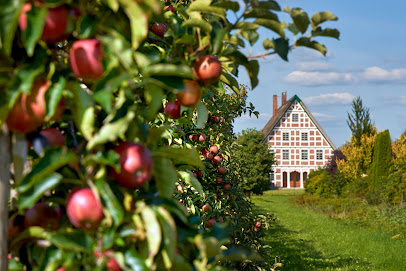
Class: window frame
282,150,289,160
316,150,323,160
292,113,299,122
282,132,289,141
301,149,308,160
301,132,308,141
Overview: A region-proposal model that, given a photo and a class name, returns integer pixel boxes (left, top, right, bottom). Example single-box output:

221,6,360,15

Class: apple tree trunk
0,123,10,271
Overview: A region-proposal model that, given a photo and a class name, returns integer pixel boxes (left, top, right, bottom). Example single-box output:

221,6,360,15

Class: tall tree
370,130,393,192
230,129,275,197
347,96,375,146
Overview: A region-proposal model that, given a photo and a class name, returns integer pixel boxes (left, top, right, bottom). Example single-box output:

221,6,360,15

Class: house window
283,150,289,160
301,132,308,141
301,150,308,160
316,150,323,160
283,132,289,141
270,171,275,181
292,113,299,122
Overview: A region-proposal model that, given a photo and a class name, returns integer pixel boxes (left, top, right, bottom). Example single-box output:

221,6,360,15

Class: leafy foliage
1,0,340,270
230,129,276,196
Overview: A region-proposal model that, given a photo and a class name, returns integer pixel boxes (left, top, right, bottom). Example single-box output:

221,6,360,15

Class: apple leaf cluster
0,0,339,270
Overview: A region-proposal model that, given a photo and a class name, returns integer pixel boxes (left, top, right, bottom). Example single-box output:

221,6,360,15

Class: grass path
252,191,406,270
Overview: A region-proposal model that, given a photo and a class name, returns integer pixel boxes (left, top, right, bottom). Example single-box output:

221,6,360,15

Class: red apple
255,221,261,228
213,155,221,164
151,23,166,37
202,204,211,212
193,56,222,86
254,226,260,232
215,177,223,184
176,80,201,107
189,134,198,141
209,145,218,154
211,116,219,123
19,4,68,43
176,185,183,194
200,149,207,156
94,250,122,271
222,183,231,190
164,5,175,13
206,152,213,160
24,203,60,230
198,133,206,142
110,142,153,188
6,80,51,133
207,218,216,228
218,167,226,174
39,128,65,146
164,100,181,119
70,39,104,81
193,171,197,178
56,268,66,271
66,188,104,230
196,170,203,177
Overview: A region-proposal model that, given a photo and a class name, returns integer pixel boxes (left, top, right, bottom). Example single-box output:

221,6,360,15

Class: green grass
252,191,406,270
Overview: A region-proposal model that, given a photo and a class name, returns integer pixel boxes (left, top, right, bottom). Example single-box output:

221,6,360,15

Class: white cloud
283,66,406,86
362,67,406,83
283,71,357,85
303,92,355,106
312,112,336,121
383,96,406,105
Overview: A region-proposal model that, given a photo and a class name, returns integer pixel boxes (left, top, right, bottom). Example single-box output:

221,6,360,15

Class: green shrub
305,168,333,198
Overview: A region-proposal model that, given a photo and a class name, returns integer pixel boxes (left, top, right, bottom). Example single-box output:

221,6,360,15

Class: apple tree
0,0,339,270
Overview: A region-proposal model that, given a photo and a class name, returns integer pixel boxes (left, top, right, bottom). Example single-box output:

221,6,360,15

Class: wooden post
0,123,11,271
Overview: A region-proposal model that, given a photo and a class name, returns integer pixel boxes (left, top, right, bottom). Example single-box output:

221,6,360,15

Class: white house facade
262,93,336,188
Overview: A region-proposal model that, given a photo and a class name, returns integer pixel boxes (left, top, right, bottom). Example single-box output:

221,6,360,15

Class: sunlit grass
252,193,406,270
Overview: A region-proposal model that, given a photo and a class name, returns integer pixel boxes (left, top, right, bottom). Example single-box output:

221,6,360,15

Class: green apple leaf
290,7,310,34
0,0,24,56
155,207,177,269
178,171,203,195
182,19,212,33
311,11,338,27
23,5,47,56
94,178,124,226
152,156,178,199
119,0,148,50
152,147,204,168
45,75,65,121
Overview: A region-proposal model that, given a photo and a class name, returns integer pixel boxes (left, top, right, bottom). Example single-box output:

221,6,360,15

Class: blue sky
233,0,406,147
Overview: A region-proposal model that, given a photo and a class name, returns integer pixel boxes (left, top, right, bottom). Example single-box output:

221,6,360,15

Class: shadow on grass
254,201,372,271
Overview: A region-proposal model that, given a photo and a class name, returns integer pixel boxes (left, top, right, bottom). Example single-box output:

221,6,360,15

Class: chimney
282,92,287,105
273,94,278,117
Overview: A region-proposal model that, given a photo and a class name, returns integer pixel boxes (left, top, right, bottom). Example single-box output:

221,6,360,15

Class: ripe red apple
213,155,221,164
218,167,226,174
94,250,122,271
189,134,198,141
206,152,213,160
209,145,218,154
193,56,222,85
66,188,104,230
202,204,211,212
164,100,181,119
109,142,153,188
255,221,261,228
222,183,231,190
193,171,197,178
211,116,219,123
151,23,166,37
19,4,68,43
176,80,201,107
254,226,260,232
198,133,206,142
215,177,223,184
70,39,104,81
6,80,51,133
207,218,216,228
56,268,66,271
164,5,175,13
176,185,184,194
196,170,203,177
200,149,207,156
24,203,60,230
39,128,65,146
